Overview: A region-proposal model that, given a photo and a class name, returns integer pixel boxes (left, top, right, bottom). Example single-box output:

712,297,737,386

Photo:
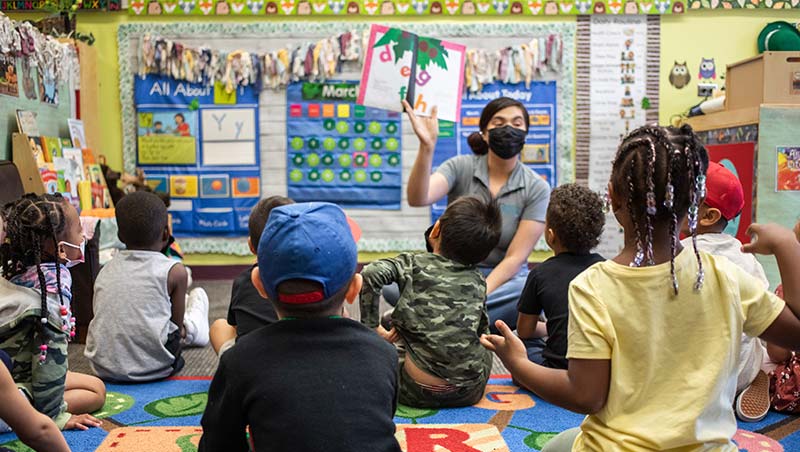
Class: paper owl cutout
669,61,690,89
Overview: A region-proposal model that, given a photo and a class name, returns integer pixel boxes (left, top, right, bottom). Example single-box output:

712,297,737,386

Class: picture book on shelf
61,147,85,179
358,25,466,122
28,136,47,166
53,156,82,197
16,110,40,136
86,163,113,209
42,137,62,161
68,119,87,149
39,164,58,194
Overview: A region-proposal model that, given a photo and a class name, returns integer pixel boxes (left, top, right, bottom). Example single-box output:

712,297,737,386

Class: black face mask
488,125,527,159
424,224,434,252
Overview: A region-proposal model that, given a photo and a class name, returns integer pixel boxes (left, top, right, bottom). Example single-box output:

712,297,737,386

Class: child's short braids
612,125,708,295
1,194,70,363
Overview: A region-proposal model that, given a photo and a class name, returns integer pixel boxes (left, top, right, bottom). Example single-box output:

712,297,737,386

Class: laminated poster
134,75,261,236
287,80,402,209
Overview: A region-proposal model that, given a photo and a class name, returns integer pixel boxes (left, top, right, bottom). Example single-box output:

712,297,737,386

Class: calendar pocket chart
286,81,402,209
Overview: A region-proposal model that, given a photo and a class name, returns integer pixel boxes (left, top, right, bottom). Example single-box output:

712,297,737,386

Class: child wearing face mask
0,193,106,432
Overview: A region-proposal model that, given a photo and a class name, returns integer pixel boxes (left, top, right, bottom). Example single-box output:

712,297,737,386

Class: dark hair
547,184,605,254
611,124,709,294
154,121,163,126
174,113,184,121
1,193,72,362
116,191,168,249
438,196,502,265
248,196,294,247
467,97,530,155
273,278,349,316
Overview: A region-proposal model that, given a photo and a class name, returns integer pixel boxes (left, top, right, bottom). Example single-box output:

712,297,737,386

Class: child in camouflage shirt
360,196,502,408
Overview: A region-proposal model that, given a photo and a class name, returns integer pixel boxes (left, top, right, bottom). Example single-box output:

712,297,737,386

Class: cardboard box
726,52,800,111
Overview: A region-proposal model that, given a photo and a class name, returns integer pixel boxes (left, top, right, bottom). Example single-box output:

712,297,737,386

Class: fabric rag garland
0,13,79,92
136,30,563,93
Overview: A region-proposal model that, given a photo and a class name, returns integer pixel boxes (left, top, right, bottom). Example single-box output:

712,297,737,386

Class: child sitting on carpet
482,125,800,452
516,184,605,370
85,191,210,382
678,161,772,422
200,202,401,452
209,196,292,356
360,196,501,408
0,194,105,431
0,350,70,452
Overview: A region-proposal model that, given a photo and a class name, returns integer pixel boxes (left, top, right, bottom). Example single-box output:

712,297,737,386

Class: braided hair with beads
0,193,74,363
611,124,709,295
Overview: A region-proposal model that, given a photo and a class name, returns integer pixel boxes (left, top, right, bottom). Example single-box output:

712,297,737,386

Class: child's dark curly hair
1,193,71,363
547,184,605,254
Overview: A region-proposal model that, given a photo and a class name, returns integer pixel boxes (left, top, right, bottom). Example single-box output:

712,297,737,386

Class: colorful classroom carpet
0,376,798,451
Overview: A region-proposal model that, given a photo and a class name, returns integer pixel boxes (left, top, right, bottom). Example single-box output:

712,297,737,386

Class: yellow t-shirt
567,249,785,452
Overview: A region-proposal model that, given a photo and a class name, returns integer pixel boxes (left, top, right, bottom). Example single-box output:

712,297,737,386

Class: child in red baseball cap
680,161,771,422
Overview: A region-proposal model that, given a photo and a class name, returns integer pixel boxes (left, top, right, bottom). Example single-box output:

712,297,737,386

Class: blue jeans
381,266,528,334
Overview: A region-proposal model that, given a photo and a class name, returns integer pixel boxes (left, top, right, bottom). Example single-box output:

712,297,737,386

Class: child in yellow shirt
482,125,800,452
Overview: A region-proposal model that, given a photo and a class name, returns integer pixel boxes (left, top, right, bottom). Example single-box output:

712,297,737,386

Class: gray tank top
85,250,179,382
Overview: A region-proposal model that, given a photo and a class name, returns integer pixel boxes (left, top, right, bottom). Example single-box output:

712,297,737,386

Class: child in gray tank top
85,192,210,382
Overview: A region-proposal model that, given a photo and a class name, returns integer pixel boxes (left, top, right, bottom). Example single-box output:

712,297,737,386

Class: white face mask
59,237,85,268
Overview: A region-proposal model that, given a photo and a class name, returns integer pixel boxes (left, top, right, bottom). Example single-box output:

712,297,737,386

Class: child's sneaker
183,288,210,347
735,370,770,422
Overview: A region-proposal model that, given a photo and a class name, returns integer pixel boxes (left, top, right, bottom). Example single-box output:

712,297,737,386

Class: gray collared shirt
436,154,550,267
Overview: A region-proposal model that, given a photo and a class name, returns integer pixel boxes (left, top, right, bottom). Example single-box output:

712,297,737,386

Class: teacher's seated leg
486,267,528,333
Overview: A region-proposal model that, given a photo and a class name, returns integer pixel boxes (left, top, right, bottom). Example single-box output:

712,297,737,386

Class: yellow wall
659,10,800,125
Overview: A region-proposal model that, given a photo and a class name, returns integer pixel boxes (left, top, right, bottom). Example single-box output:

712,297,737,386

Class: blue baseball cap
257,202,358,304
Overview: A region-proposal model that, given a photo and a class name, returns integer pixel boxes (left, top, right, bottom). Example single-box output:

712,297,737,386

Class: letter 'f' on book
357,25,466,123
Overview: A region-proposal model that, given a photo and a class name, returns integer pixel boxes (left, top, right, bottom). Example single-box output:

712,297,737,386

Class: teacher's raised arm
402,97,550,332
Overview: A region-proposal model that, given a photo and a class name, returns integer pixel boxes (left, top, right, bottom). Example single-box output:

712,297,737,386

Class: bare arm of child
767,342,792,364
168,263,189,338
743,224,800,349
0,365,70,452
482,320,610,414
516,314,541,339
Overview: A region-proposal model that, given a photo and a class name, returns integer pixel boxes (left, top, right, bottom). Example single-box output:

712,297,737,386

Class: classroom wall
6,9,797,171
659,10,800,125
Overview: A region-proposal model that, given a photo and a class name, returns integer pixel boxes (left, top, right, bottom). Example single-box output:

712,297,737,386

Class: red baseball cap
704,161,744,221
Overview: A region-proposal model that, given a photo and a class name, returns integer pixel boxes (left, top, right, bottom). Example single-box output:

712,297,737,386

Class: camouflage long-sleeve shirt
360,252,492,388
0,276,71,429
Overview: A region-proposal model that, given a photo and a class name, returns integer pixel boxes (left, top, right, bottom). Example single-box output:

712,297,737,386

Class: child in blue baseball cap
199,202,401,452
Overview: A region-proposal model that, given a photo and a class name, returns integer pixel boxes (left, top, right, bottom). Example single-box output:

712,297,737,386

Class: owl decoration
669,61,690,89
699,58,716,80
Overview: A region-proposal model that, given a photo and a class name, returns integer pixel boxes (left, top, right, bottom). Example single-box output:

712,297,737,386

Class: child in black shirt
209,196,292,355
200,202,400,452
516,184,605,369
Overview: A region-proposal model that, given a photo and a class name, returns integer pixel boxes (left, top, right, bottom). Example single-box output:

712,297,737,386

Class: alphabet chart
134,74,260,235
431,81,558,221
286,80,402,209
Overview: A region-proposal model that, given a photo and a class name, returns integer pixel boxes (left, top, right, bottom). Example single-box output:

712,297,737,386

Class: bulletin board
133,74,260,235
431,81,557,221
757,106,800,289
118,22,576,255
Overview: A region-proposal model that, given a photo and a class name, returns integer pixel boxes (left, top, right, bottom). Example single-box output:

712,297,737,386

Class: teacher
403,97,550,331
